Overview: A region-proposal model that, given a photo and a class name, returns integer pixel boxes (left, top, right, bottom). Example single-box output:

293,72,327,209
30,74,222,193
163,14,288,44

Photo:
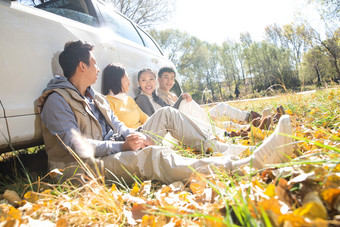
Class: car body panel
0,0,176,153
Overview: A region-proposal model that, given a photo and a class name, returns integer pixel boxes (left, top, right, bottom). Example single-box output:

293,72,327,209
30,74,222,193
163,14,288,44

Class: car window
96,3,144,46
136,27,163,55
35,0,99,27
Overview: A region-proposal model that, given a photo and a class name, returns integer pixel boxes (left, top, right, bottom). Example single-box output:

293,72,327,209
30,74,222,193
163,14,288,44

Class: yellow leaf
249,127,266,141
311,218,329,227
279,213,308,226
293,201,327,220
240,139,250,146
24,191,39,203
178,191,190,202
130,183,139,196
321,188,340,209
324,175,340,189
190,182,205,195
141,215,155,227
252,179,264,190
286,109,293,115
161,185,171,194
56,218,69,227
41,189,52,195
110,184,117,192
258,198,282,215
8,206,21,220
264,184,276,198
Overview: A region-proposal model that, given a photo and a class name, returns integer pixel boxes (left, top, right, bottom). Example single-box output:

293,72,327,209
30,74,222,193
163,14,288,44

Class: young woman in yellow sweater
102,63,148,129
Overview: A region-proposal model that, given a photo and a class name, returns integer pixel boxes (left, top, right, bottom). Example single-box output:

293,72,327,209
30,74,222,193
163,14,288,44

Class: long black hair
102,63,126,95
137,68,158,100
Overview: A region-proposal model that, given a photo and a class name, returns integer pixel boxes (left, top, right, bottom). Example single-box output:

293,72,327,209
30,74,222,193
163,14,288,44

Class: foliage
300,45,334,86
309,0,340,29
1,88,340,226
151,23,339,103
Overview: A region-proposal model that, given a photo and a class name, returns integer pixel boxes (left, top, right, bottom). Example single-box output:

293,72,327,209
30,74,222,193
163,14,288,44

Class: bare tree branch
109,0,175,28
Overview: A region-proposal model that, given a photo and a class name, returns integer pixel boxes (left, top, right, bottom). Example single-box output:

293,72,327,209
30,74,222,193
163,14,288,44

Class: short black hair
102,63,126,95
158,66,176,78
59,40,94,79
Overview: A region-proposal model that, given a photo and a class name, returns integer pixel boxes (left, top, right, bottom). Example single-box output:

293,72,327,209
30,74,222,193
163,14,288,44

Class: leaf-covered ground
1,88,340,226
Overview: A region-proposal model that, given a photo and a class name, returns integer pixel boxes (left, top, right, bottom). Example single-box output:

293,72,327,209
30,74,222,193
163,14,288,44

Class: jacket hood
42,75,77,93
42,75,95,97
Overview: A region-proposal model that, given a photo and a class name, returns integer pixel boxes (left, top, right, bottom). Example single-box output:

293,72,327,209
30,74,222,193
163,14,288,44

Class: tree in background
309,0,339,29
149,29,192,67
265,23,314,88
301,46,333,86
108,0,175,28
320,29,340,82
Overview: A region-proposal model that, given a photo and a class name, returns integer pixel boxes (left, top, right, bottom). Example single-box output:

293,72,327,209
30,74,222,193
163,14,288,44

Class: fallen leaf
56,218,69,227
24,191,39,203
293,201,327,220
48,169,63,178
3,190,21,206
264,184,276,198
321,188,340,210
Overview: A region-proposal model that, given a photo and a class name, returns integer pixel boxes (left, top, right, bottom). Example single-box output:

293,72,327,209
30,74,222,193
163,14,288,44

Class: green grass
0,87,339,226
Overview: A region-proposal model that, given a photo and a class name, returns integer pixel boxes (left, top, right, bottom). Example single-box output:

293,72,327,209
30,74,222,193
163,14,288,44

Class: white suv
0,0,177,152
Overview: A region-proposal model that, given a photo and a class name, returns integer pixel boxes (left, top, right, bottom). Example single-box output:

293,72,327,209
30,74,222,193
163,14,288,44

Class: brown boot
273,113,282,123
273,106,285,123
239,130,249,138
258,116,271,130
229,131,241,137
277,105,285,115
247,111,261,122
251,117,261,127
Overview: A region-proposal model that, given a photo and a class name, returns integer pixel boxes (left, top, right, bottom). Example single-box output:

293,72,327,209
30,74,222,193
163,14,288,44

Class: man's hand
122,132,153,151
182,93,192,102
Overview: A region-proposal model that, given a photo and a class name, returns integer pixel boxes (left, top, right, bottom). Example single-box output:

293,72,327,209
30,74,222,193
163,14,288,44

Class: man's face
158,72,175,92
84,51,100,86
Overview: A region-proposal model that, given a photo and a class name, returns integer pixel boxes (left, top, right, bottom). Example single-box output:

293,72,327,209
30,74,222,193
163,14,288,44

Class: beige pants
209,102,249,121
101,107,247,185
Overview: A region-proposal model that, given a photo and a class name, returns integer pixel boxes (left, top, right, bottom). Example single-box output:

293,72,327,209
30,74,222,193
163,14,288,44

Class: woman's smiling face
138,71,156,96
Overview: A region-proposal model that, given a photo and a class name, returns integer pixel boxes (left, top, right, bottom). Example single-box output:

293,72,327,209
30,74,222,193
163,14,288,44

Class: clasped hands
122,131,154,151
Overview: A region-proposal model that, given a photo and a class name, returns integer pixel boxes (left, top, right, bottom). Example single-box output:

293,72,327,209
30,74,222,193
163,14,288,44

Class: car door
0,0,120,152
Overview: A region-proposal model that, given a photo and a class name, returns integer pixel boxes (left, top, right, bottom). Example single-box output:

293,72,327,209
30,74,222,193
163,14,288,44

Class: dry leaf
56,218,69,227
24,191,39,203
190,182,205,195
264,184,276,198
48,168,63,178
131,203,147,221
130,182,140,196
3,190,21,206
321,188,340,210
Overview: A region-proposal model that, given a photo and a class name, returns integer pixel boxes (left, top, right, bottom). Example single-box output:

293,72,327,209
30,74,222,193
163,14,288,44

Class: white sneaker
251,115,293,169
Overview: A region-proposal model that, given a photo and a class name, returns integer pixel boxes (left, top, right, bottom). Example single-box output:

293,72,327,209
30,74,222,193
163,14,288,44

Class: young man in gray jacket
37,40,293,185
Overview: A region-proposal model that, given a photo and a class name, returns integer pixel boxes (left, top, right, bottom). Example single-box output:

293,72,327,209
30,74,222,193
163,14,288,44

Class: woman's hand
182,93,192,102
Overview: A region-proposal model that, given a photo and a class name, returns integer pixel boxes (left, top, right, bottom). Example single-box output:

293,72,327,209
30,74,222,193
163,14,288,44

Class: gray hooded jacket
37,76,134,169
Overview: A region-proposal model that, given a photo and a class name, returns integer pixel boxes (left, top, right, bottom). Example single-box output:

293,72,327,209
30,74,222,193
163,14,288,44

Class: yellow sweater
106,95,148,129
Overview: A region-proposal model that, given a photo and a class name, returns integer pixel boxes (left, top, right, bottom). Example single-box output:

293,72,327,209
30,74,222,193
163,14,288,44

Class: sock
251,115,293,169
231,115,293,170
